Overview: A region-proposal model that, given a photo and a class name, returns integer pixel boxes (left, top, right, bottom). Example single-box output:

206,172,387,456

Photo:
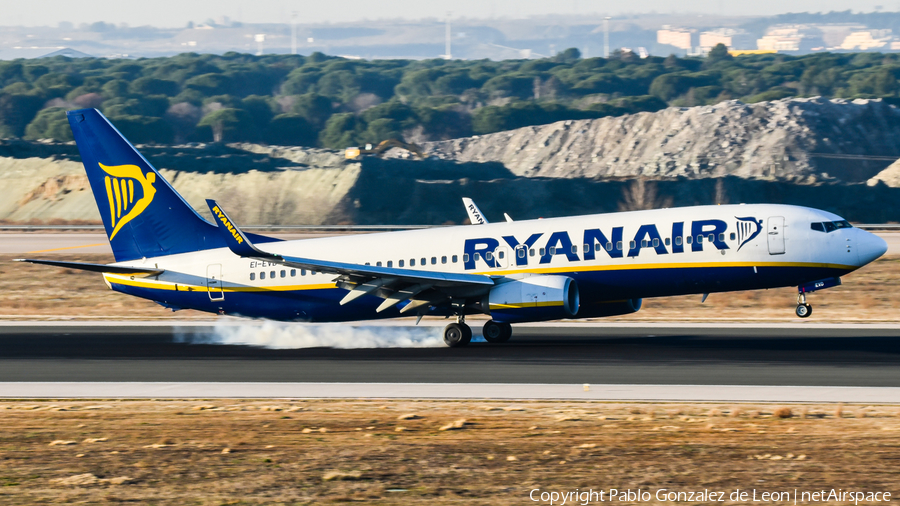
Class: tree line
2,46,900,148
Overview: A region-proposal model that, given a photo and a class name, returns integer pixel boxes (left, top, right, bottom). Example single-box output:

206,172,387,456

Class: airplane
16,109,889,347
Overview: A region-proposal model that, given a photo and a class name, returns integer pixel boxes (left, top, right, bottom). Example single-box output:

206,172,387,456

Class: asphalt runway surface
4,232,900,255
1,323,899,388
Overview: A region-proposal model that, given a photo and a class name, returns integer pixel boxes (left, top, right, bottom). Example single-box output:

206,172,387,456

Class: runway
1,322,899,401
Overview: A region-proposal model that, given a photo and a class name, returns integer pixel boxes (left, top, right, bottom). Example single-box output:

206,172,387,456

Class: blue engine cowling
486,275,580,323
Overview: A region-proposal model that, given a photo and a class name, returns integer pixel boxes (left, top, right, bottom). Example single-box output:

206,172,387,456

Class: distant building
757,26,806,52
657,26,693,50
0,47,93,60
699,28,754,51
840,29,893,50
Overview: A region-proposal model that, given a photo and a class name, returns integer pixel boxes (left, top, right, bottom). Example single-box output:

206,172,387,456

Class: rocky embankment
5,97,900,225
423,97,900,184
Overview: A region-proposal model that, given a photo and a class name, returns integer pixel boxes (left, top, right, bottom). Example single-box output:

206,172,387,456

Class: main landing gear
442,317,515,347
796,292,812,318
443,315,472,347
482,320,512,343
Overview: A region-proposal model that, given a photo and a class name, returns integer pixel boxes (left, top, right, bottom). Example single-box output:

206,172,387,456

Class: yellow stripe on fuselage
103,274,337,293
489,301,564,309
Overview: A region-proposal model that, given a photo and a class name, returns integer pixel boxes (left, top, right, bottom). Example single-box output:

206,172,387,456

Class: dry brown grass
2,254,900,321
0,400,897,504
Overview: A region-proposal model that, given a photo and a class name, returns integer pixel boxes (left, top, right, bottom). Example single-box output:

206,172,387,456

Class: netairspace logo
175,321,446,349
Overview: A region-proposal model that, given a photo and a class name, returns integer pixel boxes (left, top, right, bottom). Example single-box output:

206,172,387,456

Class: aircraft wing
206,200,496,314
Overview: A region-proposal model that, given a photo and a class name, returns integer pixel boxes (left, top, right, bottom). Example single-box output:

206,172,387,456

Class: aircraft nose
857,230,888,266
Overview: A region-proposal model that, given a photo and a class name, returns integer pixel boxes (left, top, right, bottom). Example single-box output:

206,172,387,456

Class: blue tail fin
67,109,277,262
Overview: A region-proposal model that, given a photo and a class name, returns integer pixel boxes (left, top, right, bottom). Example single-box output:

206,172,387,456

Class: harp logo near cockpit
99,163,157,240
735,216,763,251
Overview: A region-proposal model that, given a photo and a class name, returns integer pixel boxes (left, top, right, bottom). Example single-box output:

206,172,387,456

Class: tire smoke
175,321,447,349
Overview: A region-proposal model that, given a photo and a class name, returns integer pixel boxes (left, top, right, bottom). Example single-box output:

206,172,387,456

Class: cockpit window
811,220,853,233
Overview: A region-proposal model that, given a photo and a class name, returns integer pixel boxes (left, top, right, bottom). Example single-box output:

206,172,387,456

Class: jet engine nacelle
487,275,579,323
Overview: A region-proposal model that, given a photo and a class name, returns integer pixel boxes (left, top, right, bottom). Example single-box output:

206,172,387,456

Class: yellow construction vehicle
345,139,426,159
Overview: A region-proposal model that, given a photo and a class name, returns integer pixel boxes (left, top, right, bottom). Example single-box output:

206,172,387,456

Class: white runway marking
2,383,900,403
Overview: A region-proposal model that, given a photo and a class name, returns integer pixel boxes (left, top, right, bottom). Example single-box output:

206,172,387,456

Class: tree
706,43,733,65
24,107,73,141
319,113,361,149
197,108,255,142
130,77,179,96
289,93,333,128
0,93,44,137
266,114,317,146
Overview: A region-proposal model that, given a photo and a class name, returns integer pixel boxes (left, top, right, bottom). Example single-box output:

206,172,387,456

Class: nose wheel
795,292,812,318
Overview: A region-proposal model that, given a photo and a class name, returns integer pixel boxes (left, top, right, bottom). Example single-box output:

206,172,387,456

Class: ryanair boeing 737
16,109,889,346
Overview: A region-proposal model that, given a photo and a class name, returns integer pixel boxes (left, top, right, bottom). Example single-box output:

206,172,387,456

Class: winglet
206,199,280,259
462,197,488,225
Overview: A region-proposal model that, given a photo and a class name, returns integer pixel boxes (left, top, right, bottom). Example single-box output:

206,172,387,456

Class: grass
0,400,897,504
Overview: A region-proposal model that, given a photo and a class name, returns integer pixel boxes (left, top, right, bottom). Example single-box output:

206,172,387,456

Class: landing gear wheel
483,320,512,343
796,304,812,318
443,323,472,347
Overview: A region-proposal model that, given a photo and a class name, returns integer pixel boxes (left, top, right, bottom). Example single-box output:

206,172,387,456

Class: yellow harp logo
99,163,157,240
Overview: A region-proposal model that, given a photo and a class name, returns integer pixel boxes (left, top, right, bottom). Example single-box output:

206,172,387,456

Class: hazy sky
4,0,900,27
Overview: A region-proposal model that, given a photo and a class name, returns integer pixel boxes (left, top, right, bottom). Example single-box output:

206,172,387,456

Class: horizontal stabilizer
14,259,164,276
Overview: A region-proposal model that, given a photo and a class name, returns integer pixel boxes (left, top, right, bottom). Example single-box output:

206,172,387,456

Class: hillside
423,97,900,184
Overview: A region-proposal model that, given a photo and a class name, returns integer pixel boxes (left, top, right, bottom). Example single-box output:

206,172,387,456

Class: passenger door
207,264,224,301
767,216,785,255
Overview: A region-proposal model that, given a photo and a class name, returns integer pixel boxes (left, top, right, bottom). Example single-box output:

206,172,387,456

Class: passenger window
311,270,316,275
529,248,535,256
696,236,703,244
629,241,636,249
462,254,468,263
376,261,382,267
365,262,370,266
431,257,437,264
652,238,659,247
473,253,480,261
718,233,725,242
594,243,601,252
399,260,405,267
549,247,556,255
584,243,590,253
616,241,623,250
250,272,256,281
421,257,426,265
665,238,670,246
539,248,545,256
641,240,648,248
606,242,613,251
270,270,275,278
517,248,525,258
571,245,577,254
497,251,503,259
387,261,393,267
301,269,306,276
485,251,493,261
291,269,296,277
811,222,825,232
260,272,266,279
730,232,736,240
686,236,693,245
281,270,286,278
410,259,416,266
675,236,682,246
708,234,715,243
441,256,447,264
452,255,458,263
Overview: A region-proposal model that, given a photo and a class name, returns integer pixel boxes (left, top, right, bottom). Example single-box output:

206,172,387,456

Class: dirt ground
1,254,899,322
0,400,896,505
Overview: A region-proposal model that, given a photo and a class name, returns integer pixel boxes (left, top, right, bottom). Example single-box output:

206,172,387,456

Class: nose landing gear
796,292,812,318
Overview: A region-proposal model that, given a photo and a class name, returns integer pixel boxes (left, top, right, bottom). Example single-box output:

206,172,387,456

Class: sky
3,0,900,27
